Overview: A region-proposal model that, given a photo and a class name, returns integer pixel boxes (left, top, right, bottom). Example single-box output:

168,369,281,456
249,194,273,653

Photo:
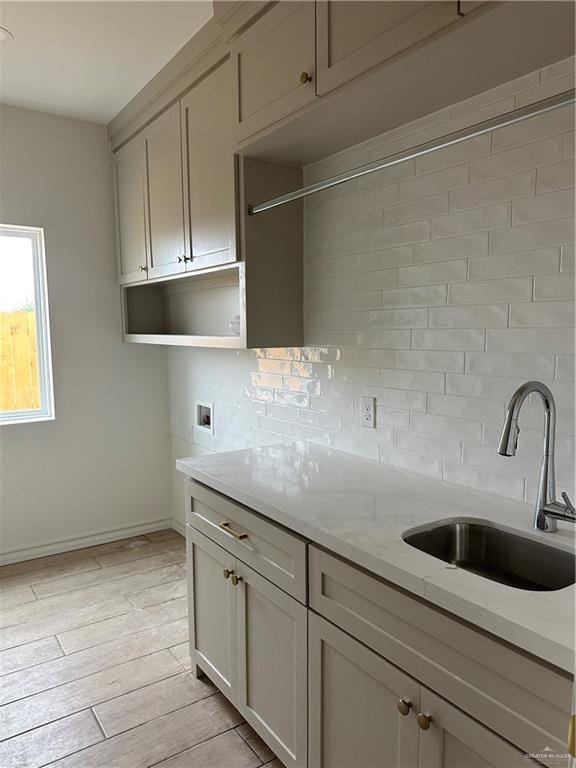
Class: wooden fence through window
0,311,40,413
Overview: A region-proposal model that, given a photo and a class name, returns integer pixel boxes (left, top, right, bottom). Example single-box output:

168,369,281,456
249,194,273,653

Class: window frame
0,224,55,426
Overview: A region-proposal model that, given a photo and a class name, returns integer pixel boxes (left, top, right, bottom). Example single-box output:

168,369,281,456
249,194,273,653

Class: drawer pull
220,522,247,540
416,713,433,731
397,699,412,716
300,71,312,84
231,573,243,586
223,568,233,580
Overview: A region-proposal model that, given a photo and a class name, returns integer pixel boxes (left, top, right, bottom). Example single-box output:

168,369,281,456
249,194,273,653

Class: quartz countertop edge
176,442,575,674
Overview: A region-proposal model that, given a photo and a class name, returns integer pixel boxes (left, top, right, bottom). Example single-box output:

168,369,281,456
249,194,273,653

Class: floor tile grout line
0,605,137,654
1,549,184,600
92,542,185,570
0,566,185,633
37,692,224,768
0,532,182,581
53,634,66,656
145,720,248,768
93,687,220,741
88,705,108,740
28,557,186,601
0,631,188,707
0,574,186,656
0,561,106,596
0,668,190,744
56,601,188,656
236,727,268,762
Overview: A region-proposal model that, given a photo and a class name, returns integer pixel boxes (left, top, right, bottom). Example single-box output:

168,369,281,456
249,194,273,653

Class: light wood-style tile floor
0,530,283,768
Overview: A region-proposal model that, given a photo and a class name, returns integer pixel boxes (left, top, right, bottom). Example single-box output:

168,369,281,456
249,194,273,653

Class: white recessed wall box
195,401,214,435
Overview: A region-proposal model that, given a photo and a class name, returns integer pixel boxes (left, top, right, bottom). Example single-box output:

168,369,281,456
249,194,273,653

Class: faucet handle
561,492,575,514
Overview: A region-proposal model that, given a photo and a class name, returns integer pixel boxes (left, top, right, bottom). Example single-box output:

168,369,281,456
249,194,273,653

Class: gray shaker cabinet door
316,1,459,96
231,1,316,141
181,61,237,271
114,136,148,284
145,102,187,280
236,562,308,768
186,525,237,703
308,612,420,768
417,687,533,768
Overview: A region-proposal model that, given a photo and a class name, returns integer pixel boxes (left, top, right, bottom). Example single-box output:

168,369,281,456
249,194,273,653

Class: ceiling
0,1,213,124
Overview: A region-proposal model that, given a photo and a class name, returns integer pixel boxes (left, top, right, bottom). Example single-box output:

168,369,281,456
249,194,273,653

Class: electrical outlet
361,396,375,429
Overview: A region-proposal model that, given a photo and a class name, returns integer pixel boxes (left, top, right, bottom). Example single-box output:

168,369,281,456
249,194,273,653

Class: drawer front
309,546,572,764
187,480,307,603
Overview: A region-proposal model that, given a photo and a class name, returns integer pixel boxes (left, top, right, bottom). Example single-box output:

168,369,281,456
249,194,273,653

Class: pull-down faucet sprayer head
498,417,520,457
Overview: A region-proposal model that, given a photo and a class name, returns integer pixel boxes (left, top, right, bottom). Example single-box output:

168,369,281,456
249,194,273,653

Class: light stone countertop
176,442,575,673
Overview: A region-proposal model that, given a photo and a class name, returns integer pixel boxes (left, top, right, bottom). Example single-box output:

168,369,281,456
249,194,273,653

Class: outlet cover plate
361,396,375,429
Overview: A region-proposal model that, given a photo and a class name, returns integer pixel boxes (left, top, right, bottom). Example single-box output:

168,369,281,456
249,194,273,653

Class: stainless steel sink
402,518,575,591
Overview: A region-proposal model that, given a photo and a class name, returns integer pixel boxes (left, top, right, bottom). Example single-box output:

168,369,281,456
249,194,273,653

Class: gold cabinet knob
177,256,184,263
223,568,233,580
139,264,148,272
300,71,312,84
416,713,433,731
397,699,412,716
231,573,243,586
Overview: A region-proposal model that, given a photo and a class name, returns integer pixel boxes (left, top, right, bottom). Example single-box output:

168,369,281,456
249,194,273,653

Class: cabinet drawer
187,480,307,603
309,546,572,763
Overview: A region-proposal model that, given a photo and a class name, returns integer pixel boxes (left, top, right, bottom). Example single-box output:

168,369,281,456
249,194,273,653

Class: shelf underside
123,333,244,348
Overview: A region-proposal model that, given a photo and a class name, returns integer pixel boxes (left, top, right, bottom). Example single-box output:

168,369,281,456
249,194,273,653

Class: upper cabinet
114,136,149,284
181,61,237,270
114,102,187,285
145,103,188,280
114,61,238,287
230,1,316,141
315,1,460,95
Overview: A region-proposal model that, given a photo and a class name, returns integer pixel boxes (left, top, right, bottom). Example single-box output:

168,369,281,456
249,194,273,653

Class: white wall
0,106,171,561
169,57,575,528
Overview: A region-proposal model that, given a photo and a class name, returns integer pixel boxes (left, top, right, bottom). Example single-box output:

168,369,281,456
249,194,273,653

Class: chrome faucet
498,381,575,532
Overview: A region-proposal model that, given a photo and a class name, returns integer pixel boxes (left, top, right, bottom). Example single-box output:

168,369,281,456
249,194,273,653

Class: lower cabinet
187,526,236,699
186,492,565,768
417,688,532,768
309,613,533,768
187,525,307,768
308,612,420,768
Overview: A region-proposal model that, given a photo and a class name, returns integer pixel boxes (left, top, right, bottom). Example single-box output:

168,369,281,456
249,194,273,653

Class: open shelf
121,263,245,348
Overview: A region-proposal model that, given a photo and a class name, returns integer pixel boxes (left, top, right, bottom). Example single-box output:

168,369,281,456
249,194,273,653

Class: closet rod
248,89,575,216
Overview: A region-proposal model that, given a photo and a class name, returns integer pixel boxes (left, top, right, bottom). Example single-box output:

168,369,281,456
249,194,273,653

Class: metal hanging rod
248,89,575,216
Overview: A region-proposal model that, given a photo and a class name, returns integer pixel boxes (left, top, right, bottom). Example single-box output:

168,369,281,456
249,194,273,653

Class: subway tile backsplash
169,57,575,506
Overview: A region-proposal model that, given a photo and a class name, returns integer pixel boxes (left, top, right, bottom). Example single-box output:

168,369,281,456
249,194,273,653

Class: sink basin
403,519,575,591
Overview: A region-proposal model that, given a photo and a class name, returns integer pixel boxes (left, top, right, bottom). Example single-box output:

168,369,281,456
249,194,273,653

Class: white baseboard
172,519,186,537
0,518,176,566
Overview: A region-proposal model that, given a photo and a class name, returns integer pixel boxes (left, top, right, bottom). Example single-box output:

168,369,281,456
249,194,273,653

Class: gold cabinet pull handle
416,713,433,731
220,522,247,540
223,568,233,580
300,71,312,84
231,573,243,586
397,699,412,716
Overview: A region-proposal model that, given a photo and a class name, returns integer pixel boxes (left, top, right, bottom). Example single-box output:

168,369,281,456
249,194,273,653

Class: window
0,224,54,425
